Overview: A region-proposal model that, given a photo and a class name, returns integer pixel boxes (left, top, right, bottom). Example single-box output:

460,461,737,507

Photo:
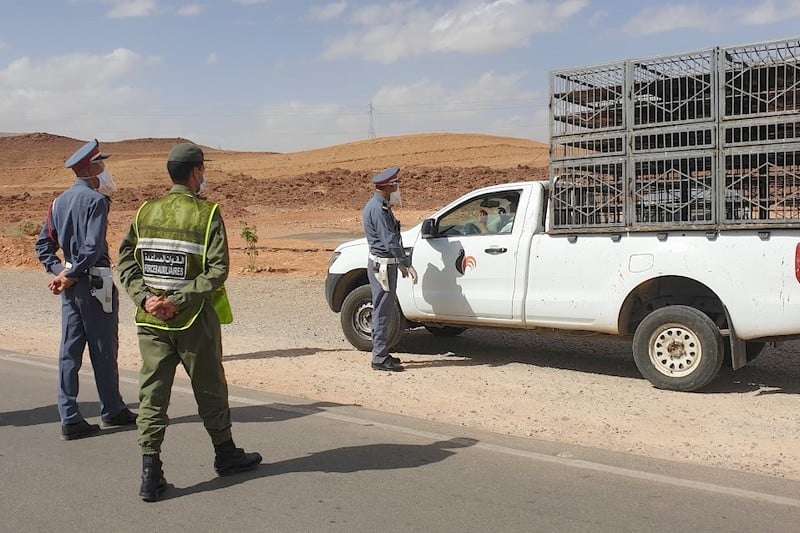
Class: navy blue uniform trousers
367,260,398,364
58,276,125,424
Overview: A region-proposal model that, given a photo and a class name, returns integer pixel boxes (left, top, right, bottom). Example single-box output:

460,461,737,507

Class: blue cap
372,166,400,186
65,139,110,170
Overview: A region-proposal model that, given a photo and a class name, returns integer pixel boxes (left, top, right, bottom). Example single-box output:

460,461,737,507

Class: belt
65,261,112,277
89,266,113,276
369,254,398,265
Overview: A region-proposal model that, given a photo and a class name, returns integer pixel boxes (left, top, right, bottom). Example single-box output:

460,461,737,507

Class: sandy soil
2,132,799,481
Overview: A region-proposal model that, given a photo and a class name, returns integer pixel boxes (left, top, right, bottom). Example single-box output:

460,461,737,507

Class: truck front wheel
340,285,403,352
633,305,724,392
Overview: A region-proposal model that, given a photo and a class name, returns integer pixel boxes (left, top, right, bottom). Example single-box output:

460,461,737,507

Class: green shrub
16,220,42,237
240,221,260,272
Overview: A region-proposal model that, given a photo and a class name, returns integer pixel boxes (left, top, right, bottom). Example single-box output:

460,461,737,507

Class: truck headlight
329,251,341,268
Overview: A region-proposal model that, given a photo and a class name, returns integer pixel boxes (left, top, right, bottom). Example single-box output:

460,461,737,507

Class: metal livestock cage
550,37,800,231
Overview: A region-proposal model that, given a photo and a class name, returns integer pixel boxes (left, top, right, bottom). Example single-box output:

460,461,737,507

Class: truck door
410,190,524,319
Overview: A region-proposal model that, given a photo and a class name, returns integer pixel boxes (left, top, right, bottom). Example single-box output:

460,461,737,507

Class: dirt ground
2,132,799,482
0,132,549,275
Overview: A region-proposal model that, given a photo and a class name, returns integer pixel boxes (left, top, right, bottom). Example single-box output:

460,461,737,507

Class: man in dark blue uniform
35,139,136,441
363,167,417,371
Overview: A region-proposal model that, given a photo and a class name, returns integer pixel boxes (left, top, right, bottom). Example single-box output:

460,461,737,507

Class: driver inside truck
497,194,519,233
476,193,519,233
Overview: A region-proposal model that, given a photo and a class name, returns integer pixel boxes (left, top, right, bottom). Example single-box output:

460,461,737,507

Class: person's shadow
0,403,67,427
169,401,349,426
161,437,478,500
419,239,474,318
0,400,140,436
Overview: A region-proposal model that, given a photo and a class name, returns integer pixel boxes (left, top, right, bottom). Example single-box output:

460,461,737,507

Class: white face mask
96,169,117,197
389,187,402,206
198,173,207,195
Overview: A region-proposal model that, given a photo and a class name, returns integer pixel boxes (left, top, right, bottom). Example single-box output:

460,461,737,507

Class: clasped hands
145,295,178,321
48,271,75,295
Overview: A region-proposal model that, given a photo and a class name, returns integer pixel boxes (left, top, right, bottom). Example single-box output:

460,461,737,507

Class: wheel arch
618,276,727,336
329,269,368,312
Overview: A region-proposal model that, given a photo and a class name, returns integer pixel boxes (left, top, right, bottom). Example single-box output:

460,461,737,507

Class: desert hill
0,132,550,272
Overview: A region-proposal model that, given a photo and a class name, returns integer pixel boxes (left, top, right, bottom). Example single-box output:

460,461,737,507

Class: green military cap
167,142,207,163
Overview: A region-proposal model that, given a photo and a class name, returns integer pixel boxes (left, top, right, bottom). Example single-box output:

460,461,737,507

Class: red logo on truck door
455,249,477,275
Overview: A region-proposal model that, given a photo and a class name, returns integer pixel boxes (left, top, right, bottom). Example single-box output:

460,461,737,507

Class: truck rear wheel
340,285,403,352
633,305,724,392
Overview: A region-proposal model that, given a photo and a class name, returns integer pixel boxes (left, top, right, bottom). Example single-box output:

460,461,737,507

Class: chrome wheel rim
353,301,372,338
648,322,701,377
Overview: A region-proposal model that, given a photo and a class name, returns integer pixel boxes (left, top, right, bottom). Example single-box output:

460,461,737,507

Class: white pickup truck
325,180,800,391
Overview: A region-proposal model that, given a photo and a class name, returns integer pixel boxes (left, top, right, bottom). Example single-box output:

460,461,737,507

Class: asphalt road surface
1,350,799,532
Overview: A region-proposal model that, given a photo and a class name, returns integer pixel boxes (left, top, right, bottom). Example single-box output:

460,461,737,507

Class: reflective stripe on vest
133,193,223,330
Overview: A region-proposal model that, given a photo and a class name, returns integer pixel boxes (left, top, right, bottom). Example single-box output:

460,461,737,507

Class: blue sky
2,0,800,152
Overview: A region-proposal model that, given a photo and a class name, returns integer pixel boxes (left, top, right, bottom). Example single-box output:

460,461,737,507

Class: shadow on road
224,348,345,361
169,401,352,426
0,402,66,427
0,400,139,436
161,437,478,501
395,328,800,395
0,401,351,431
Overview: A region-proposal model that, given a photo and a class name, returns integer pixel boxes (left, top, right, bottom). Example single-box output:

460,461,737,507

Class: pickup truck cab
326,180,800,391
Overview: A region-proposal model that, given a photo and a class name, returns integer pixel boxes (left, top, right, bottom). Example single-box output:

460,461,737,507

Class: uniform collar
374,192,390,207
170,184,195,196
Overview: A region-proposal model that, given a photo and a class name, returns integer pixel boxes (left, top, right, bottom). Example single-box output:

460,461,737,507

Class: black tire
339,285,403,352
424,325,467,337
632,305,724,392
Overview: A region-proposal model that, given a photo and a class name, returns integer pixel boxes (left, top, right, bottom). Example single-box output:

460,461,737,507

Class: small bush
16,220,42,237
240,220,260,272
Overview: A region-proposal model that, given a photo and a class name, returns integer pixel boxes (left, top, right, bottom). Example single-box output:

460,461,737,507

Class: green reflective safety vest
133,193,232,330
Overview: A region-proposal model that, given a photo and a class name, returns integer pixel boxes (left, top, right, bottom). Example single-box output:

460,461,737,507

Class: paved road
1,350,799,532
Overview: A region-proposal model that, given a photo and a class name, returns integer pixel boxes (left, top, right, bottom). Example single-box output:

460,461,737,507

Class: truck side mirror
421,218,436,239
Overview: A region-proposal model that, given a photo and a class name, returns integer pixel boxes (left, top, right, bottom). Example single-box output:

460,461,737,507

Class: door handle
484,247,507,255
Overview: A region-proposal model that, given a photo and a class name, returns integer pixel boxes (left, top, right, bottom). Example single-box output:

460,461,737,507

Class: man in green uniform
118,142,261,502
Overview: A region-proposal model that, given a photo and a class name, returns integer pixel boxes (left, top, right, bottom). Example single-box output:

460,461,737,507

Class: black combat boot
213,439,262,476
139,454,167,502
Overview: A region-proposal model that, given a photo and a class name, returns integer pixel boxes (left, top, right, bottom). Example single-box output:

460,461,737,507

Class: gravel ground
3,269,800,480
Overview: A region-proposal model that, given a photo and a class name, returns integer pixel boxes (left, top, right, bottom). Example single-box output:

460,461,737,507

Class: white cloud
587,9,608,27
370,71,546,140
107,0,158,19
177,3,205,16
310,2,347,21
239,70,545,152
207,52,219,64
623,4,725,36
740,0,780,24
323,0,590,63
0,49,163,140
253,101,365,152
738,0,800,24
232,0,268,5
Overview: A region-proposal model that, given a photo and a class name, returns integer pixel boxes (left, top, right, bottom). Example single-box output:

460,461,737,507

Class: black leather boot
139,454,167,502
213,439,262,476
